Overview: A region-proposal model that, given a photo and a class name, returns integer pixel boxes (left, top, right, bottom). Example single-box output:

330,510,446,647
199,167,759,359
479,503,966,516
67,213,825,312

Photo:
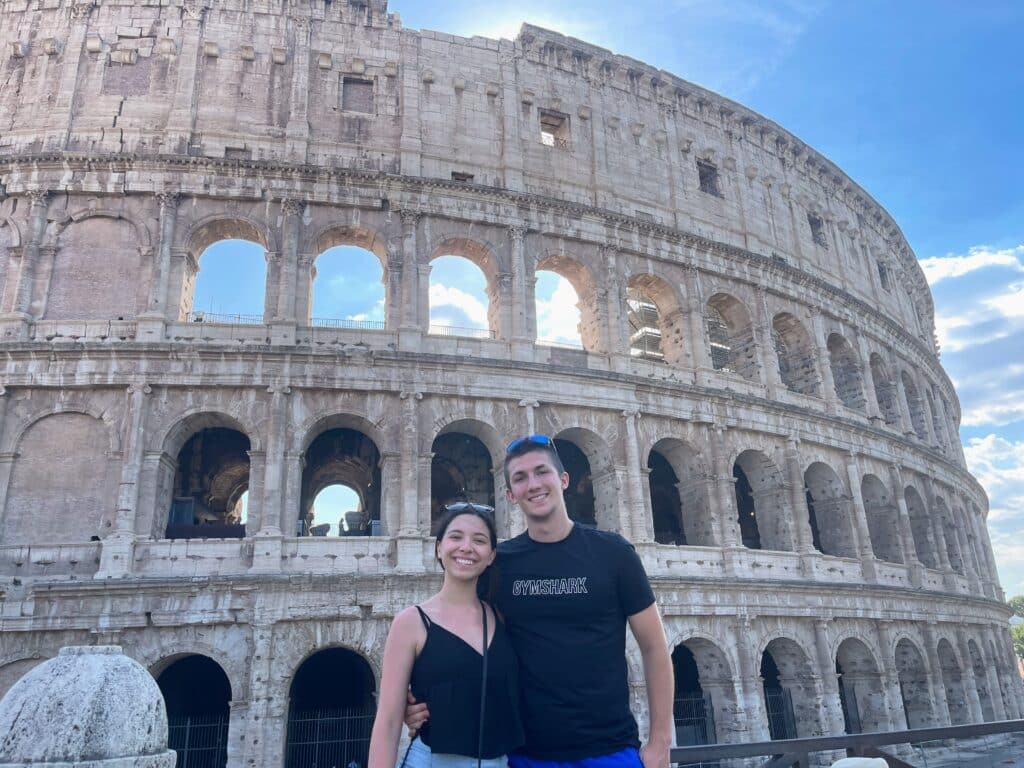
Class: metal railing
168,713,229,768
311,317,386,330
669,717,1024,767
427,324,496,339
186,311,265,325
285,706,375,768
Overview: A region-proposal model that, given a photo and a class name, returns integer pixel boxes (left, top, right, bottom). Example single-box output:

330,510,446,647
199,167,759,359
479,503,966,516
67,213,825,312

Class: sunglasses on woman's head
443,502,496,515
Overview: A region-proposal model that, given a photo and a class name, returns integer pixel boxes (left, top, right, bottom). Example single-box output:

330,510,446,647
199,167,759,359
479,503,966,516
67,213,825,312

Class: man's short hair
503,435,566,486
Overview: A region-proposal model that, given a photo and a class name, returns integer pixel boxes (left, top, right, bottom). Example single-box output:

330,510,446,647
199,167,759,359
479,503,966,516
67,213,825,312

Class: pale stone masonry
0,0,1021,766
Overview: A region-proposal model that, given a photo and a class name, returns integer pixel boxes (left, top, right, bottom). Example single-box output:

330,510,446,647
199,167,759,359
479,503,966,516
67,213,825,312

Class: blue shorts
508,746,643,768
401,736,508,768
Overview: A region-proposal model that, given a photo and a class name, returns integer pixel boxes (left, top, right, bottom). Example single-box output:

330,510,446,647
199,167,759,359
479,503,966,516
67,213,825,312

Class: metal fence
674,692,719,768
427,324,496,339
167,713,228,768
285,706,375,768
186,311,265,325
311,317,386,330
764,687,798,741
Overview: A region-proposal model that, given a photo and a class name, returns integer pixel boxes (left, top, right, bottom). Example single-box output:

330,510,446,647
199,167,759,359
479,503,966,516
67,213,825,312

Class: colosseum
0,0,1021,765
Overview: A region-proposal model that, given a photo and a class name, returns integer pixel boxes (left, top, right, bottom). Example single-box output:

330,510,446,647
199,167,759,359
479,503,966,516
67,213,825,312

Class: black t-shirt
492,524,656,761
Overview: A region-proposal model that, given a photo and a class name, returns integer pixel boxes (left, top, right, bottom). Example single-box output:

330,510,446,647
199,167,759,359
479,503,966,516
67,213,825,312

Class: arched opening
836,639,887,734
803,462,857,558
901,371,928,440
626,274,686,365
870,354,901,427
926,388,948,452
300,428,381,537
672,645,712,748
936,639,970,725
156,655,231,768
626,286,664,361
310,245,385,329
430,431,495,529
933,497,963,574
967,639,996,722
535,269,583,348
761,639,820,740
861,474,903,564
553,438,596,528
895,639,934,729
827,333,866,412
188,238,268,323
772,313,820,396
648,439,714,547
705,293,759,382
904,486,937,569
168,426,250,539
734,450,791,551
428,253,494,339
285,648,376,768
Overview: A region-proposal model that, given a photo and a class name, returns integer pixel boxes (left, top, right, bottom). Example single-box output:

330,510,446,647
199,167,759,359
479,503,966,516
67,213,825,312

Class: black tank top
409,604,524,758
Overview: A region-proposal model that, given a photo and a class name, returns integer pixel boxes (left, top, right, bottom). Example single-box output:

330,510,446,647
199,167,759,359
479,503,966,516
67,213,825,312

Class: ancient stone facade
0,0,1021,766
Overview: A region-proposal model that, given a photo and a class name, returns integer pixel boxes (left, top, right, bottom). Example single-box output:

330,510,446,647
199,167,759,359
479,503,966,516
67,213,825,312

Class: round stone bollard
0,646,176,768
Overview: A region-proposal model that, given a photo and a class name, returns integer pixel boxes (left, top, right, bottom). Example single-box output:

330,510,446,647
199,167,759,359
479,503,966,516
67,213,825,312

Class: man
408,434,674,768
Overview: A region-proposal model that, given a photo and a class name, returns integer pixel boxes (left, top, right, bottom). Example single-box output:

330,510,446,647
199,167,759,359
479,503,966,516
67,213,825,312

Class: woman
368,503,523,768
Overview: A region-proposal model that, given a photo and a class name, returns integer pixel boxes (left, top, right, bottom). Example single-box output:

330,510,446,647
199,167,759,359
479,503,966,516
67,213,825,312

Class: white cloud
962,434,1024,596
536,276,583,345
919,244,1024,285
429,283,488,328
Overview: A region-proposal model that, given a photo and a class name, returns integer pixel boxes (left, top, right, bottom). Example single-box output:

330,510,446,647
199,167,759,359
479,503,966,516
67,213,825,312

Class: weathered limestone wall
0,2,1019,767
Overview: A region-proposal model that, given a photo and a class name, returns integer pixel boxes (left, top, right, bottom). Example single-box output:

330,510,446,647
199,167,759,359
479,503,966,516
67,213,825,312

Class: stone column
784,437,815,555
398,210,422,332
141,192,180,326
683,264,711,380
952,508,981,593
967,509,998,594
9,190,50,319
285,16,311,161
753,286,781,398
888,465,923,583
0,385,14,542
997,627,1024,716
490,271,513,342
892,369,917,437
294,252,315,324
602,244,630,368
813,620,847,735
165,3,206,152
978,635,1008,721
53,3,93,148
384,245,403,331
955,629,985,723
241,620,276,768
874,621,911,731
97,382,152,578
622,410,651,543
853,330,884,423
378,452,401,536
844,451,878,581
921,477,957,590
921,623,952,727
262,386,290,537
508,225,532,357
733,615,771,742
273,198,303,325
809,308,840,411
397,391,424,572
709,425,739,549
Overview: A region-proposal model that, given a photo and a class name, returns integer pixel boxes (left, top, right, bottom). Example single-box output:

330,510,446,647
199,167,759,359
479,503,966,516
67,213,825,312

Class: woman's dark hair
433,503,499,602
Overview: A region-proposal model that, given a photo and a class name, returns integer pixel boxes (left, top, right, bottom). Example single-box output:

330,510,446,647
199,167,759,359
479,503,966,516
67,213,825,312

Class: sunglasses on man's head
443,502,496,516
506,434,558,454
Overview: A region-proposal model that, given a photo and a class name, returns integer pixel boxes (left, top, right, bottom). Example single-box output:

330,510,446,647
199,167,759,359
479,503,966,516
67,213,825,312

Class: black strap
414,605,431,630
477,600,488,768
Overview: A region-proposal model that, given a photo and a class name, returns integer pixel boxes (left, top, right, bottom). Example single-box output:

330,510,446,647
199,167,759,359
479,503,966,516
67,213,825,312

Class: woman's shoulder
390,605,429,639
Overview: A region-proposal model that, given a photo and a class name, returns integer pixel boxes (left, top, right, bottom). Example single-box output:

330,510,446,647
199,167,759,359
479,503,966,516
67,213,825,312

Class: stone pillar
165,3,206,152
921,478,957,590
888,465,923,584
379,452,401,536
784,437,815,555
508,226,532,357
241,621,276,768
295,252,315,324
622,410,651,542
96,383,152,579
683,265,711,380
921,623,952,727
262,386,290,538
285,16,311,161
709,426,739,549
398,210,422,332
0,385,14,543
952,508,981,593
53,3,92,148
732,616,770,743
874,621,910,731
813,619,846,735
753,286,781,398
140,192,179,331
996,627,1024,716
979,640,1007,721
384,245,403,331
490,271,513,342
844,451,878,581
274,199,303,324
602,244,630,367
955,629,985,723
9,190,49,319
397,391,424,572
853,331,884,423
892,370,917,437
809,309,840,411
226,699,249,768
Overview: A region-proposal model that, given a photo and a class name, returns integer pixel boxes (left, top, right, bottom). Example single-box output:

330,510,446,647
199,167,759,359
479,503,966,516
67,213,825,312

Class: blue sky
197,1,1024,597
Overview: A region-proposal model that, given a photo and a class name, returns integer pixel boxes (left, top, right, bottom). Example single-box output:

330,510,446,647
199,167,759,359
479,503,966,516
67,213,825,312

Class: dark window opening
168,428,250,539
157,656,230,768
697,160,721,197
672,645,715,749
808,213,828,248
733,464,761,549
430,432,495,529
761,653,797,741
342,77,374,113
877,260,891,292
554,438,596,527
451,171,474,183
300,428,382,537
649,450,686,545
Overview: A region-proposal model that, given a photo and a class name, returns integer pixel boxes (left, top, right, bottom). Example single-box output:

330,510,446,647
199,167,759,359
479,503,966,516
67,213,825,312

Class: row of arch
64,620,1023,768
0,403,995,596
